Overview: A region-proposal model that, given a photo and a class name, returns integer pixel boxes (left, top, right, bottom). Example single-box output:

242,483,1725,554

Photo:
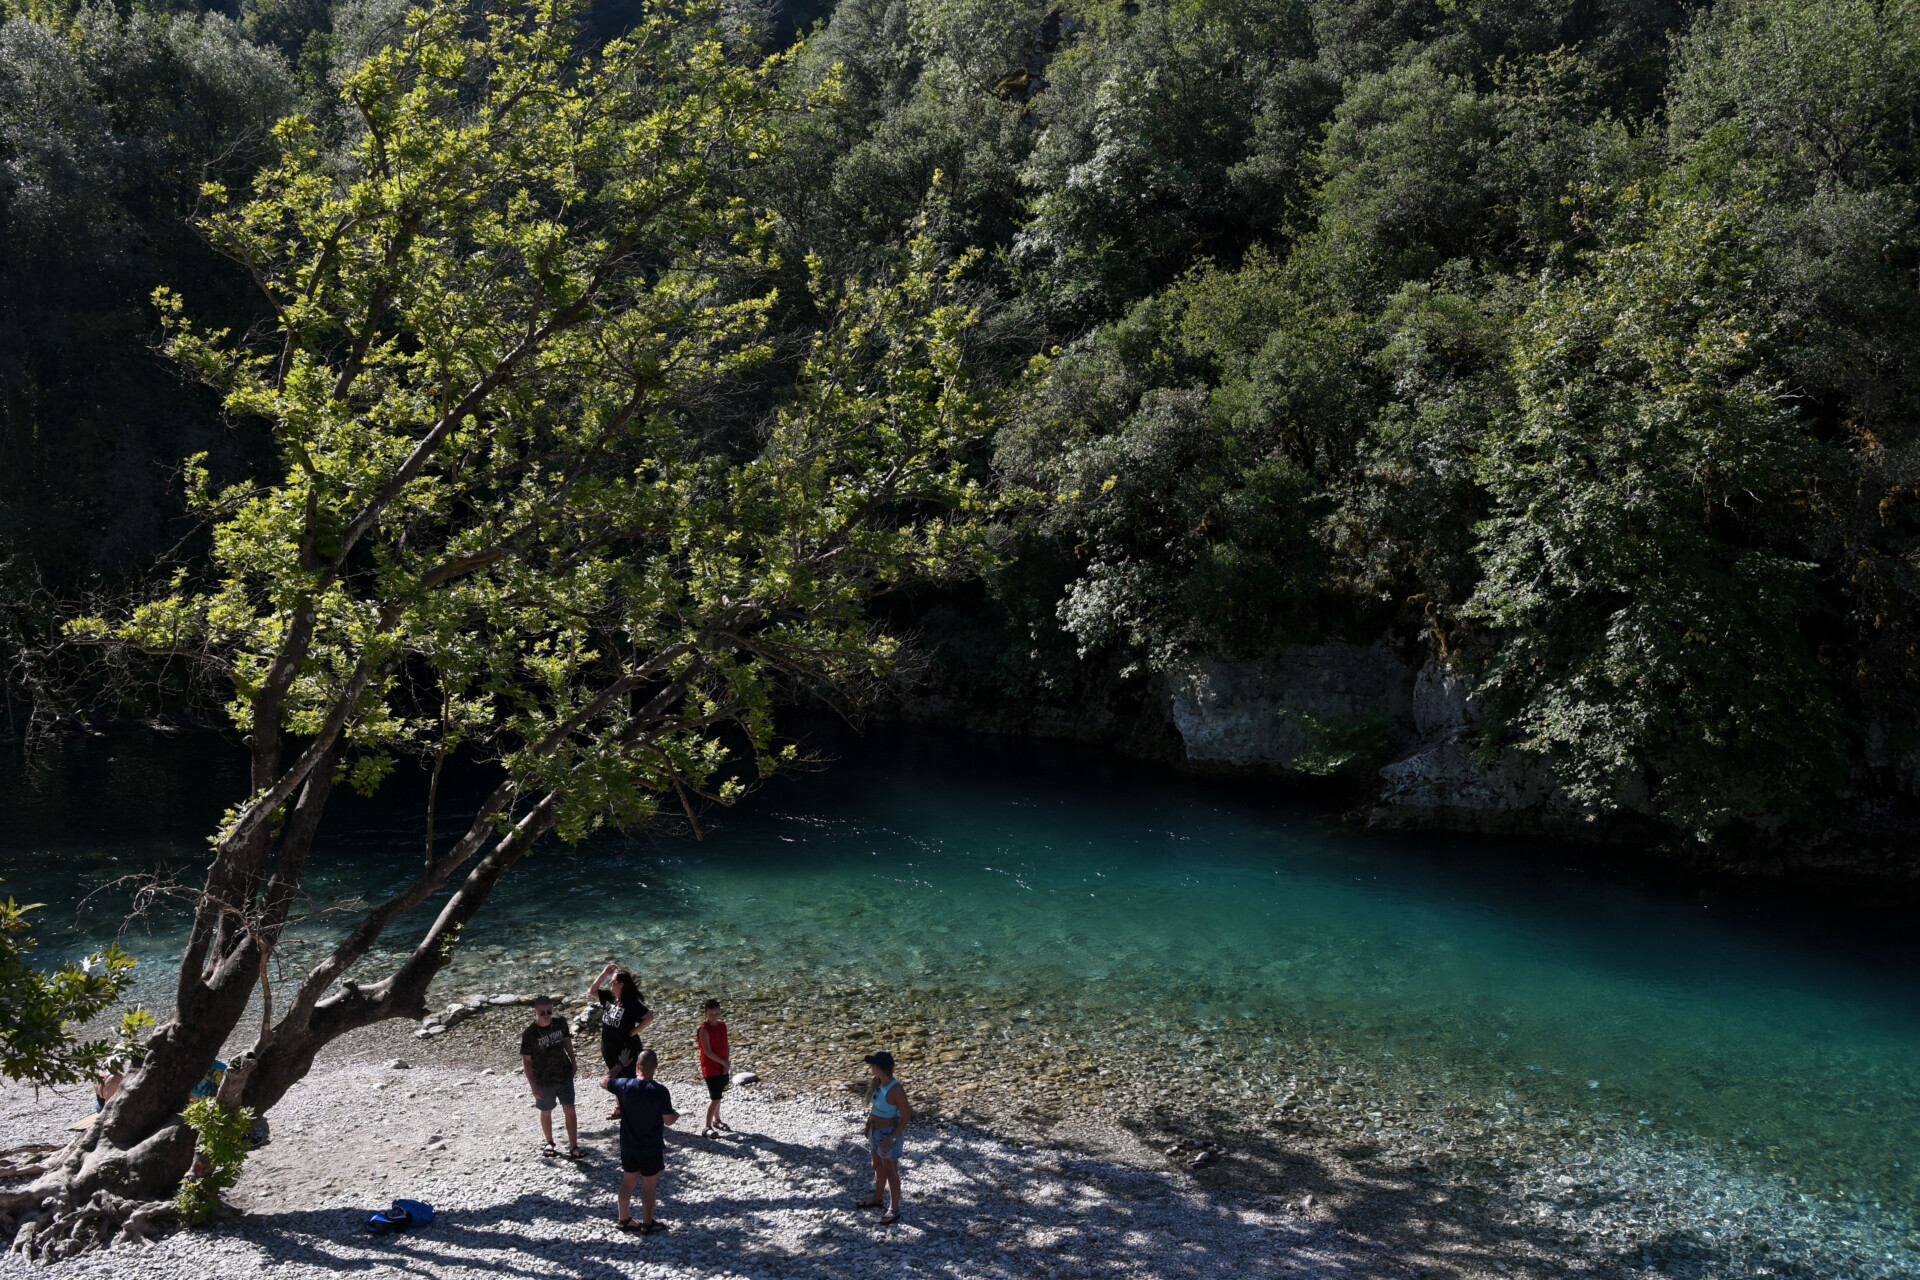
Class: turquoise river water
3,726,1917,1233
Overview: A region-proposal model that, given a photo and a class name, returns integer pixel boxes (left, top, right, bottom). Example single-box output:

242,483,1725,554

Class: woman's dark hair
612,968,644,1012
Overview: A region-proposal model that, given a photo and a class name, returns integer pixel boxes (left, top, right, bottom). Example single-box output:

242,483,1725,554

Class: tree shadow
209,1118,1425,1279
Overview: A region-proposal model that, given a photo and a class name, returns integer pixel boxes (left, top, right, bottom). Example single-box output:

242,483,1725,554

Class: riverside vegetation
1,0,1918,1248
3,0,1919,857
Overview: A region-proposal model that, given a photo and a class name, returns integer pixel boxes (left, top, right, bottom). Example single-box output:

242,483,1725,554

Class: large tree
3,0,993,1252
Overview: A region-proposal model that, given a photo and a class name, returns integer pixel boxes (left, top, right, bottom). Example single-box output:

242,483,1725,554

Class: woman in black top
589,962,653,1118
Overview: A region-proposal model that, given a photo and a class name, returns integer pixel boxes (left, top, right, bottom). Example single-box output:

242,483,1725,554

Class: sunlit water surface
3,727,1916,1217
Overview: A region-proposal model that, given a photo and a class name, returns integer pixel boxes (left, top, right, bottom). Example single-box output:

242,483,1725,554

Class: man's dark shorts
621,1146,664,1177
703,1073,728,1101
532,1077,576,1111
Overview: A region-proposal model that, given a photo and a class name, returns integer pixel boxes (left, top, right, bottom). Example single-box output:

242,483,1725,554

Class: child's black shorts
621,1146,664,1176
703,1073,728,1101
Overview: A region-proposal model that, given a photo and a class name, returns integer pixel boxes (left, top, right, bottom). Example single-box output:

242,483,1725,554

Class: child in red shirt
696,998,731,1136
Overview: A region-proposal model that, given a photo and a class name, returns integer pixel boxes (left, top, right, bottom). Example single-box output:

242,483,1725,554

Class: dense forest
2,0,1917,858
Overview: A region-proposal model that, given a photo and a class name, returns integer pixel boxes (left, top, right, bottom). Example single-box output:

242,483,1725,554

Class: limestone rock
1368,741,1584,836
1410,657,1480,741
1165,644,1414,770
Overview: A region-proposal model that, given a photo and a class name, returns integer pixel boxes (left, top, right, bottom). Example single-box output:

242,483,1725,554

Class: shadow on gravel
218,1124,1417,1280
1097,1111,1867,1280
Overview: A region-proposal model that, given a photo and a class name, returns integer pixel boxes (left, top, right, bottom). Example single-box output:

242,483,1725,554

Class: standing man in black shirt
603,1048,678,1233
520,995,581,1159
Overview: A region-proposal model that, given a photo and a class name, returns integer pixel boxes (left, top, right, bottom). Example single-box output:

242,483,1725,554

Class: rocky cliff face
1163,647,1604,837
1164,645,1413,770
1368,660,1611,837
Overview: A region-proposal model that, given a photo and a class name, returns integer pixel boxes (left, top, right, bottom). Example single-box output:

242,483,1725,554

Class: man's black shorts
703,1072,728,1101
621,1146,664,1177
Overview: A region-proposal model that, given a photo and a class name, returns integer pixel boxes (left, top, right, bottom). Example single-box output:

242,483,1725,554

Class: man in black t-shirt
602,1048,678,1233
520,996,580,1158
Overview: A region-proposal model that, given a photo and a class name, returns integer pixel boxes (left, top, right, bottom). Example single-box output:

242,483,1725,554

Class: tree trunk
6,653,692,1259
5,772,565,1258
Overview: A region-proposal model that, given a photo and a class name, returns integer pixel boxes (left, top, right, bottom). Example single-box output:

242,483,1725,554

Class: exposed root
5,1189,179,1260
0,1144,60,1183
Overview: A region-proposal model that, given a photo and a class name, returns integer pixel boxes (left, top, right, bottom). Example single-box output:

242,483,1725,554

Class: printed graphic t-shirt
596,989,648,1065
609,1077,675,1154
519,1020,574,1084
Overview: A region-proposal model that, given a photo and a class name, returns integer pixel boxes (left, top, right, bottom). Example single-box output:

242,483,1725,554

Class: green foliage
0,893,136,1086
1467,190,1846,834
1002,237,1507,671
1668,0,1920,196
6,0,1920,850
175,1097,255,1226
115,1006,156,1058
79,0,996,854
0,3,293,581
1665,0,1920,728
1279,706,1393,776
1012,0,1317,325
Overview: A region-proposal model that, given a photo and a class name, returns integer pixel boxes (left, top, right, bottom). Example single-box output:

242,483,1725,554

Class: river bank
8,989,1912,1279
1,1056,1426,1280
6,728,1919,1276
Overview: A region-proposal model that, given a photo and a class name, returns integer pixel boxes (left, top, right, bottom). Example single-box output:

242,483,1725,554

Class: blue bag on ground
392,1199,434,1227
365,1198,434,1234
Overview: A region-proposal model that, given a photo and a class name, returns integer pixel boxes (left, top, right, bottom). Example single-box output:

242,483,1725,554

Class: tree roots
3,1189,179,1260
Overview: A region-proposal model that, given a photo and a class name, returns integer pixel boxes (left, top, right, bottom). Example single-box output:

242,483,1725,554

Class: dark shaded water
3,726,1917,1216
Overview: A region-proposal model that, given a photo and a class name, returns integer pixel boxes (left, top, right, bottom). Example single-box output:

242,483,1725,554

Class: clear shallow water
4,727,1918,1215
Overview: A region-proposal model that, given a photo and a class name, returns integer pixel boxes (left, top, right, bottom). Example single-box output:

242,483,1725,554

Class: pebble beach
2,1058,1407,1280
2,990,1915,1279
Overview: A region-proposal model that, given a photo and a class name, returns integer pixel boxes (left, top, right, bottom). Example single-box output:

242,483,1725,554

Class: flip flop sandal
879,1210,900,1225
854,1195,884,1209
713,1120,733,1133
567,1147,586,1160
641,1220,671,1235
617,1216,639,1232
542,1143,557,1157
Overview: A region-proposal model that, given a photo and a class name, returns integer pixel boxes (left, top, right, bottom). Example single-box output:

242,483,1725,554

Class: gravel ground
4,1000,1915,1279
0,1060,1414,1280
